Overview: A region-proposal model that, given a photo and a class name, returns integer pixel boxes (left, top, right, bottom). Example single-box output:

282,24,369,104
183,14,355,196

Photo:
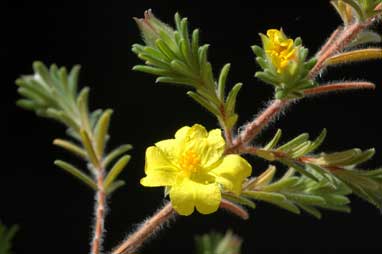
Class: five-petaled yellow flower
262,29,298,74
141,124,252,216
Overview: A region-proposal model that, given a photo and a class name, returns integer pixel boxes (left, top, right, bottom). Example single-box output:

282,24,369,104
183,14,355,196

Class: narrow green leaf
344,148,375,166
187,91,220,116
245,165,276,190
53,139,87,159
255,71,279,86
284,193,326,206
16,99,38,111
156,39,178,61
225,83,242,115
155,76,196,86
103,144,133,168
191,29,200,59
106,180,126,195
77,87,91,132
280,159,319,181
68,65,81,97
305,128,327,154
217,63,231,101
298,204,322,219
256,57,268,69
243,191,300,214
222,193,256,209
104,155,131,191
264,129,282,150
54,160,97,190
94,109,113,158
348,30,382,48
277,133,309,153
170,60,195,78
132,65,170,76
80,129,100,169
262,177,299,192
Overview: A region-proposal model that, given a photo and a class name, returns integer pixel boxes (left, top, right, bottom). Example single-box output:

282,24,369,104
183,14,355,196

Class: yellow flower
262,29,298,74
141,124,252,216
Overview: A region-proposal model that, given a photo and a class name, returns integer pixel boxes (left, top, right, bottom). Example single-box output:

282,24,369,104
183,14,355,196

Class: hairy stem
111,199,248,254
309,21,371,79
226,99,290,153
112,202,175,254
303,81,376,96
91,171,106,254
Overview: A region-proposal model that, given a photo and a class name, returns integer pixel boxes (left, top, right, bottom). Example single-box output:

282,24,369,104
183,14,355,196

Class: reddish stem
91,172,106,254
226,100,290,154
303,82,376,96
309,21,371,79
316,27,343,58
220,199,249,220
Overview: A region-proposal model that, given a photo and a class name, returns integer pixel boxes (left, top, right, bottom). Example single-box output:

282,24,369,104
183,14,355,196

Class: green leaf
54,160,97,190
333,168,382,209
104,155,131,191
77,87,91,132
264,129,282,150
80,129,100,169
53,139,87,159
105,180,126,195
225,83,242,116
222,193,256,209
243,190,300,214
103,144,133,168
217,63,231,101
277,133,309,153
94,109,113,158
187,91,220,116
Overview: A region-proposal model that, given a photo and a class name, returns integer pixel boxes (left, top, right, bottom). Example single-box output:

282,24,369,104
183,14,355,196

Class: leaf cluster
132,12,242,130
235,129,382,215
16,62,131,194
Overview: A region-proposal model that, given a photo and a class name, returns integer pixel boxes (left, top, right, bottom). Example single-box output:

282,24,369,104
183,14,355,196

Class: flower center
179,150,201,175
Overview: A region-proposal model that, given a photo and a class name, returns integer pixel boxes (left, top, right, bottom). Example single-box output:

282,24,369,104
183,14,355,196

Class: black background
2,0,382,253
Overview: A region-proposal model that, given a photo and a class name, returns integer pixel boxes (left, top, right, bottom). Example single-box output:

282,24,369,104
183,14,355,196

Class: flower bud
133,9,175,48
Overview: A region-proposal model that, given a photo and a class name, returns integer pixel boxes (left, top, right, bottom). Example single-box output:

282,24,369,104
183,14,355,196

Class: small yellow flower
141,124,252,216
262,29,298,74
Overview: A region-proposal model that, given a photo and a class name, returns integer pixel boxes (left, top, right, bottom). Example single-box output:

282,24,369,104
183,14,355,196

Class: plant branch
91,170,106,254
226,99,290,154
111,199,249,254
112,202,175,254
303,81,376,96
219,198,249,220
316,27,343,58
241,145,342,172
309,20,373,79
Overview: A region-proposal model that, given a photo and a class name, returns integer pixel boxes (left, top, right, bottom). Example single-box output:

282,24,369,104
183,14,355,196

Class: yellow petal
140,168,178,187
155,139,180,162
210,154,252,195
169,178,221,215
144,146,177,173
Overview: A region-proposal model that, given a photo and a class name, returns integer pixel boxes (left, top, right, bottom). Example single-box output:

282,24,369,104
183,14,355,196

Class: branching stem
309,20,372,79
226,99,290,154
